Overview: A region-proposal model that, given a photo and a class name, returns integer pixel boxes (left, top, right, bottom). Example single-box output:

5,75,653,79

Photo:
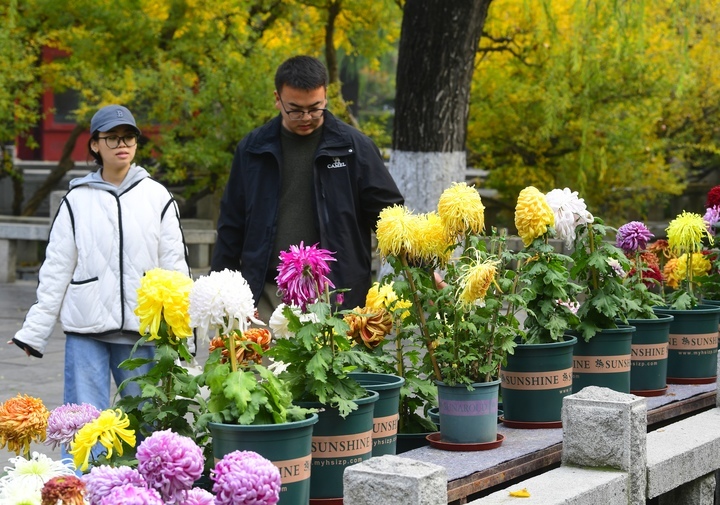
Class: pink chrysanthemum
185,487,215,505
276,242,336,310
45,403,101,451
616,221,654,254
703,206,720,235
136,429,204,504
211,450,281,505
82,465,147,505
98,483,163,505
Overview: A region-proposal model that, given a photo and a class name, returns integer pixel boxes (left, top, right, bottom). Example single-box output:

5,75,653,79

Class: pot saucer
426,432,504,451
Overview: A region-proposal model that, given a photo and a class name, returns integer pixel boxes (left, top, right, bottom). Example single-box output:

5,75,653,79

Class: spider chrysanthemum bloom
345,306,393,349
70,409,135,472
45,402,101,452
0,452,76,501
376,205,416,257
457,259,499,308
0,394,49,456
415,212,453,265
666,211,713,255
365,282,398,310
211,451,281,505
136,430,204,504
437,182,485,239
189,269,260,342
41,475,85,505
134,268,194,344
544,188,594,248
276,242,336,310
515,186,555,246
82,465,147,505
616,221,654,254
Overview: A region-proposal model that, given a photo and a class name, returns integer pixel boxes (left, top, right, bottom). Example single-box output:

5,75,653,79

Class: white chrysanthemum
268,303,319,339
545,188,594,247
607,258,625,277
0,452,75,501
267,358,290,375
0,479,42,505
189,269,262,342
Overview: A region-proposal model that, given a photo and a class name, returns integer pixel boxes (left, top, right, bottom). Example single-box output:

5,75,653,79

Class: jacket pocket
61,277,105,331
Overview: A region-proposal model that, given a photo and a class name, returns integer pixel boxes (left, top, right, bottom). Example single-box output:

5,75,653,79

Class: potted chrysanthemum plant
375,182,524,447
266,242,389,500
615,221,673,396
188,268,318,505
653,211,719,385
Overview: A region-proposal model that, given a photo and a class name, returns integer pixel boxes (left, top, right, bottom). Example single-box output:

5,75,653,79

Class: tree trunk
390,0,492,213
22,123,84,216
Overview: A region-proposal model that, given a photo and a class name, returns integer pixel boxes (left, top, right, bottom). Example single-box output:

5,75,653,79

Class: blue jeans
62,334,154,464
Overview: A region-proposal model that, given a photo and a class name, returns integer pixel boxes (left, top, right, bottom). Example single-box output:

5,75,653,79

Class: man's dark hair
275,56,329,93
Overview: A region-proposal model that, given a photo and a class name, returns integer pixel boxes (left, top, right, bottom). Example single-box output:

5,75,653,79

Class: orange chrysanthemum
210,328,272,366
345,306,393,349
0,394,49,456
514,186,555,246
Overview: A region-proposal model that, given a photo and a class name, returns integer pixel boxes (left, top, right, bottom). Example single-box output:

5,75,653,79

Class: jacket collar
246,111,351,155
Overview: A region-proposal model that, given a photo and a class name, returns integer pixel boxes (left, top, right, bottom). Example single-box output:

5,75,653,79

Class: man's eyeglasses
278,96,326,121
98,134,139,149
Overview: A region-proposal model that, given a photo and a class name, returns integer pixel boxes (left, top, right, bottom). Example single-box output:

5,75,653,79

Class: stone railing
344,382,720,505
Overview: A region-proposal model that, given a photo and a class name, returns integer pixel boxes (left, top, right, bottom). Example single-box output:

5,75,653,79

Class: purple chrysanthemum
45,402,101,451
98,483,163,505
276,242,336,310
616,221,654,253
211,450,281,505
703,206,720,236
184,487,215,505
136,429,205,504
82,466,147,505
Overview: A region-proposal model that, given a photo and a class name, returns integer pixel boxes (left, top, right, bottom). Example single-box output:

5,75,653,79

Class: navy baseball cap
90,105,141,135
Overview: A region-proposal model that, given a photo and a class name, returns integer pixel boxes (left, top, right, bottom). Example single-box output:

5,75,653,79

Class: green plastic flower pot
349,372,405,456
208,413,319,505
299,390,379,501
571,325,634,394
653,305,720,384
500,335,576,428
628,315,672,396
436,379,499,444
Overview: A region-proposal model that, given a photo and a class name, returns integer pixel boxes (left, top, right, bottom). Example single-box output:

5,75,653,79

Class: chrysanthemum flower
0,479,43,505
136,430,204,504
82,465,147,505
437,182,485,239
189,269,261,342
544,188,594,248
415,212,453,265
671,253,712,284
345,306,393,349
514,186,555,246
211,451,281,505
185,487,215,505
606,258,625,277
376,205,416,257
648,239,672,259
663,258,682,289
45,403,101,451
134,268,194,344
276,242,336,310
209,328,272,366
70,409,135,472
703,206,720,235
706,186,720,209
0,452,75,503
40,475,85,505
457,259,499,308
366,282,397,310
0,394,49,456
268,304,320,339
666,211,712,255
98,483,163,505
616,221,654,254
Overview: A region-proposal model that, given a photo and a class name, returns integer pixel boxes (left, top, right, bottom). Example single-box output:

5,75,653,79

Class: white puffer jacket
14,165,190,356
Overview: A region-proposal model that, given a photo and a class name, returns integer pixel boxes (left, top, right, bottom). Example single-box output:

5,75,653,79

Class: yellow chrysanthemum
135,268,194,344
415,212,453,265
457,259,499,308
437,182,485,239
666,211,713,255
376,205,416,257
515,186,555,246
0,394,49,456
70,409,135,472
669,253,712,287
366,282,397,310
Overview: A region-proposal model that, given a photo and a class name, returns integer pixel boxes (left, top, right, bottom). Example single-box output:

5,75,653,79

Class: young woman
12,104,190,416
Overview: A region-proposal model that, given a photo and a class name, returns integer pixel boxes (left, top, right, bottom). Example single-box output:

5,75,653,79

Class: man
211,55,404,320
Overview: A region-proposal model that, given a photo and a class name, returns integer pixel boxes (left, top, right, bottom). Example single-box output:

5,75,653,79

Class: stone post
562,386,647,504
344,455,447,505
49,190,67,223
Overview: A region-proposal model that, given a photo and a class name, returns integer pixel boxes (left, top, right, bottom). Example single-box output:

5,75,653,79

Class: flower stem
400,253,442,381
588,224,599,290
227,332,238,373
